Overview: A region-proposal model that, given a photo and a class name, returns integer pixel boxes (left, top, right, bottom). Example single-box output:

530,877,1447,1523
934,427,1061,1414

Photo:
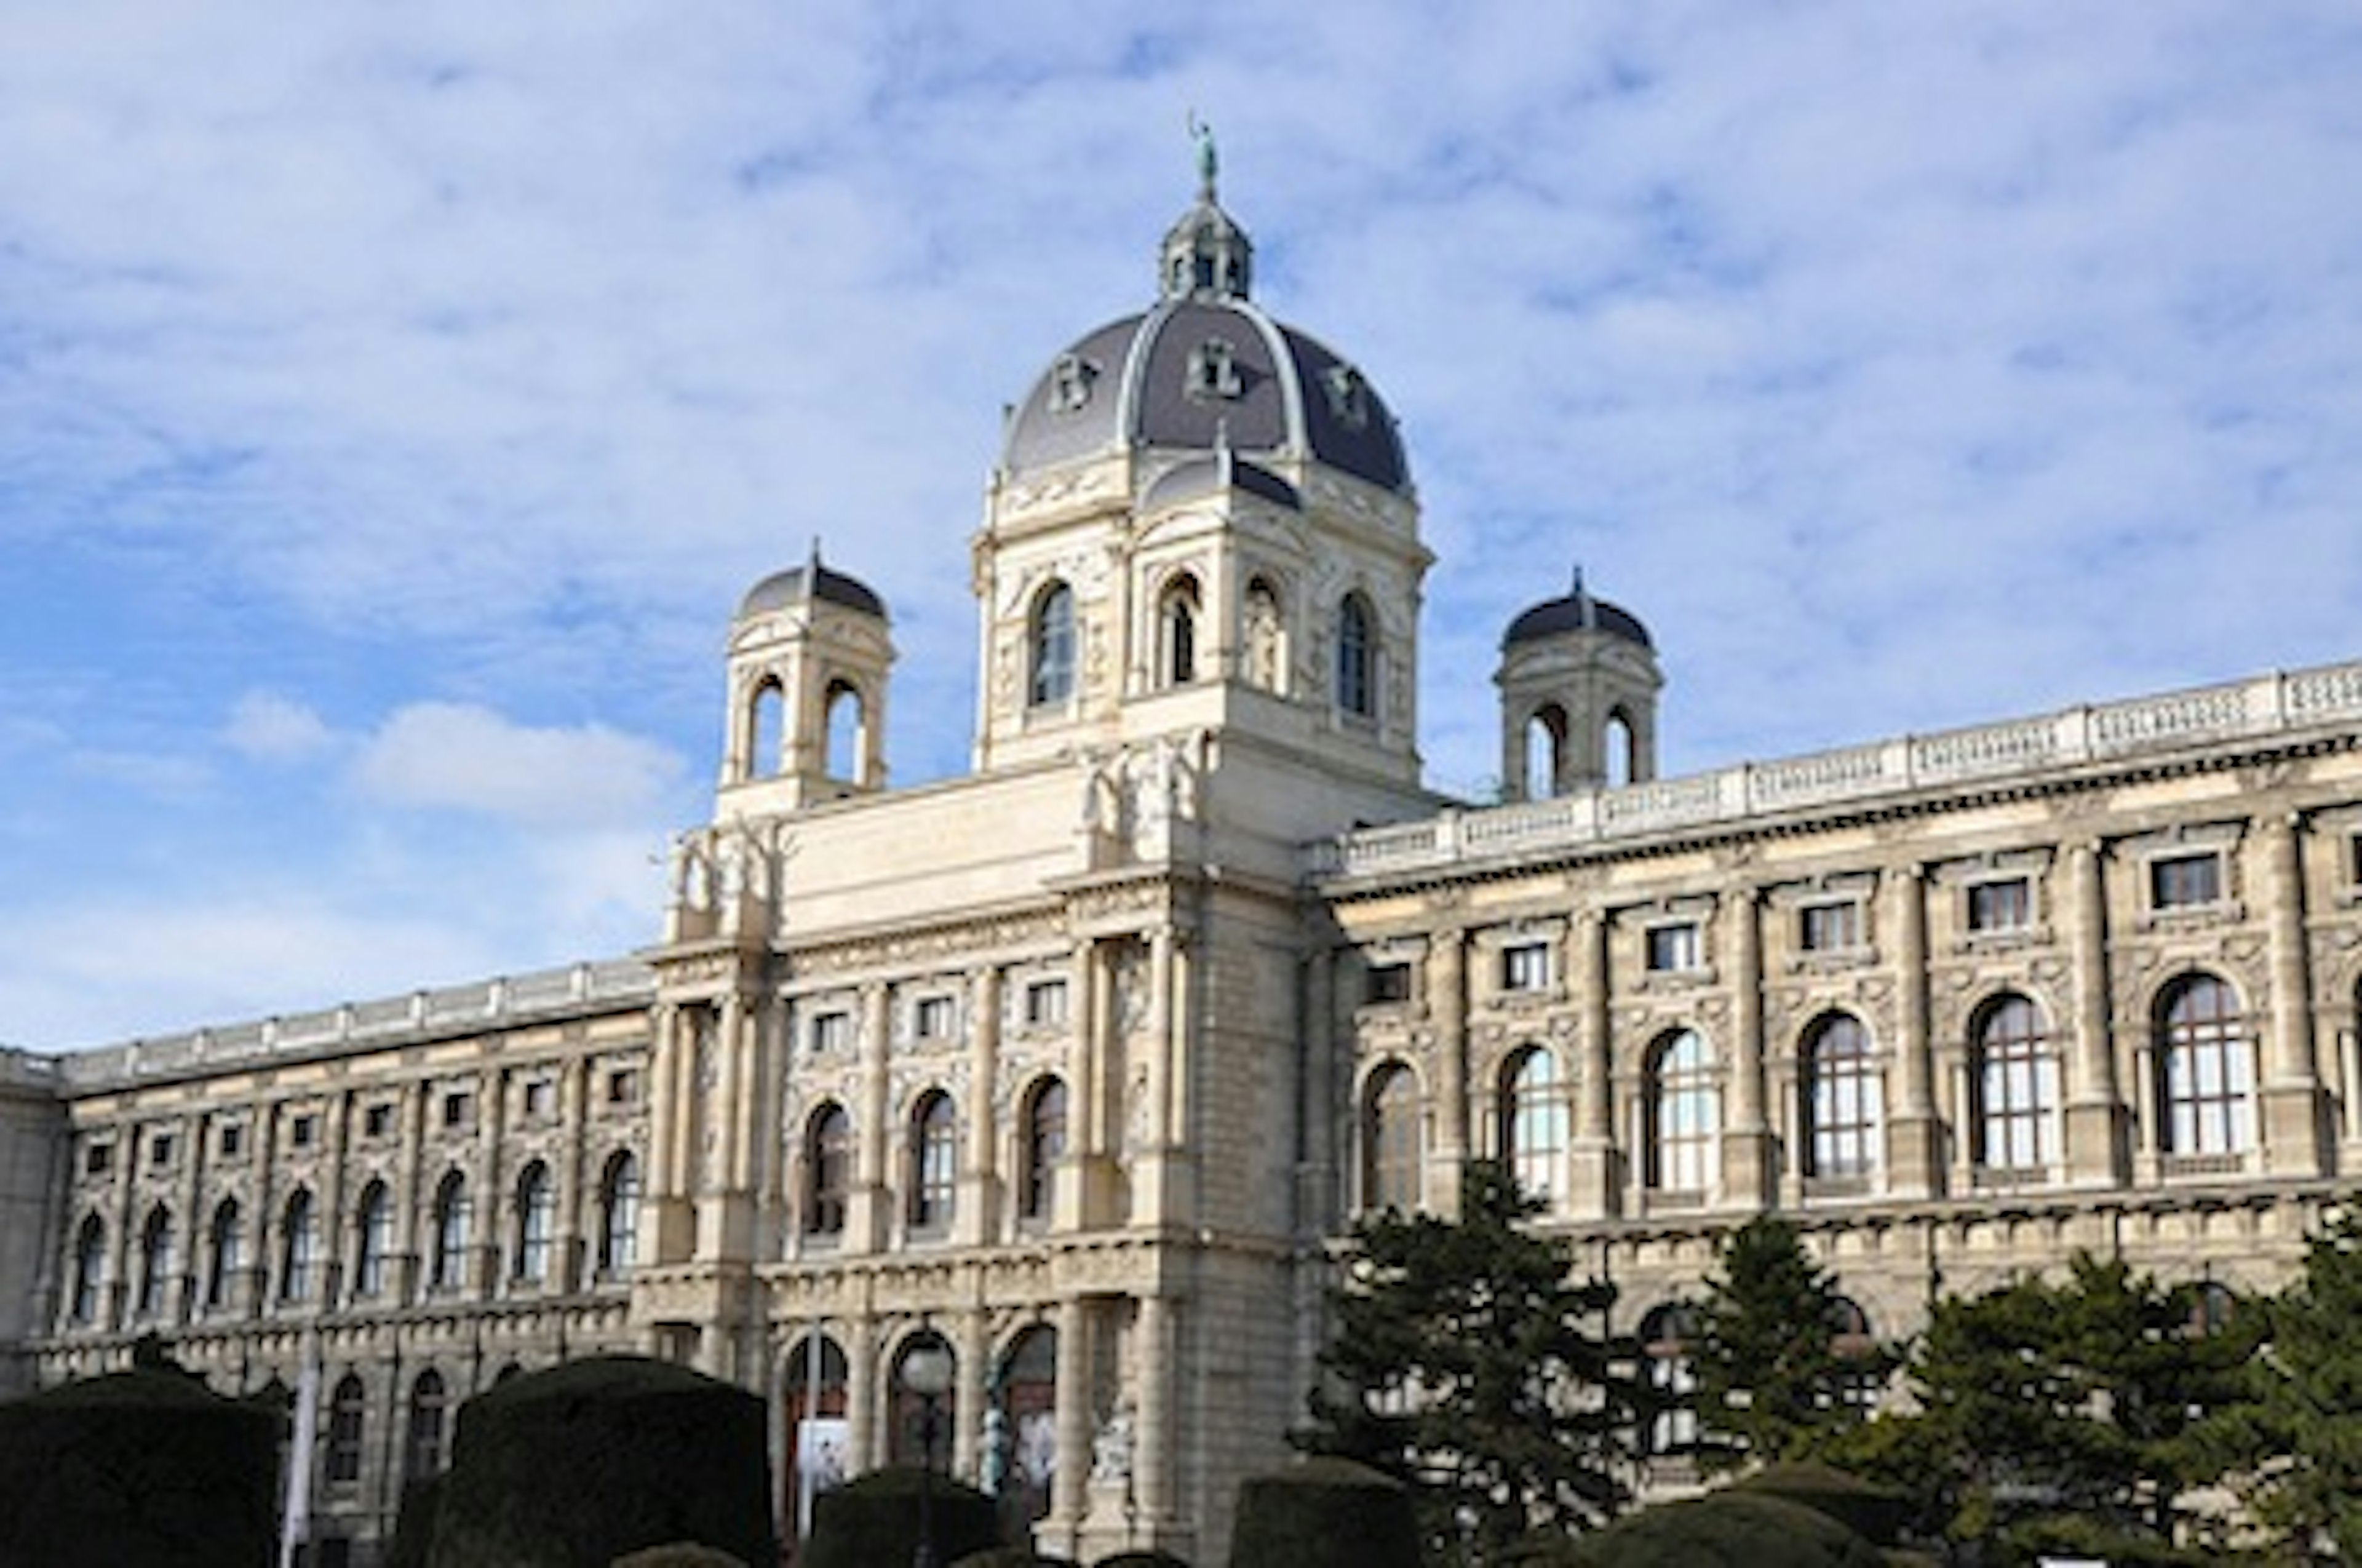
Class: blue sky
5,3,2360,1049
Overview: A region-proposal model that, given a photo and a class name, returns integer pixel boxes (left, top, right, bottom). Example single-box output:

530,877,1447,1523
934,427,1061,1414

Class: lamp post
902,1342,955,1568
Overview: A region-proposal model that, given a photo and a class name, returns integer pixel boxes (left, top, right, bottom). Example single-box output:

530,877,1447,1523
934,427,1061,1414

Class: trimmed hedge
1733,1462,1908,1548
427,1355,775,1568
1096,1553,1191,1567
606,1545,750,1568
1227,1456,1420,1568
805,1466,1000,1568
947,1550,1079,1567
0,1367,279,1568
386,1474,445,1568
1538,1490,1887,1568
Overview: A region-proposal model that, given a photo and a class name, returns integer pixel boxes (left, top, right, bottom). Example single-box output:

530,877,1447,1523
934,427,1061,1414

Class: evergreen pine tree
1689,1215,1887,1472
1298,1161,1648,1566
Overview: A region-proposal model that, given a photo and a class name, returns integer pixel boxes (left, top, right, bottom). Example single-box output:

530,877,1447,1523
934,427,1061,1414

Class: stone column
699,992,756,1258
1567,907,1616,1217
1721,887,1772,1208
1298,947,1339,1236
1135,1294,1174,1522
852,984,893,1251
953,1308,990,1479
1132,929,1181,1222
1426,927,1468,1216
2064,840,2127,1186
846,1318,880,1472
552,1057,585,1292
2261,813,2326,1177
1887,865,1941,1198
1053,1297,1093,1533
959,967,1003,1247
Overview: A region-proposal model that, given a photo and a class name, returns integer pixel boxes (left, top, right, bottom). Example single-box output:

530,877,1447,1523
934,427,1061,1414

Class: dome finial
1188,111,1219,202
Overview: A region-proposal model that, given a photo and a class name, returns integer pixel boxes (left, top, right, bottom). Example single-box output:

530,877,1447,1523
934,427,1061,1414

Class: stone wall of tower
0,1052,65,1395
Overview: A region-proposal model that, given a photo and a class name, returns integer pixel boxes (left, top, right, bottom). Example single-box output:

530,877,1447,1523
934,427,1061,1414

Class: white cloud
351,701,688,830
224,690,338,762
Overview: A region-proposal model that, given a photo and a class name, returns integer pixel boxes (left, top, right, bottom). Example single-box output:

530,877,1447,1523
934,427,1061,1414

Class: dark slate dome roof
998,172,1411,497
738,554,886,621
1504,579,1653,651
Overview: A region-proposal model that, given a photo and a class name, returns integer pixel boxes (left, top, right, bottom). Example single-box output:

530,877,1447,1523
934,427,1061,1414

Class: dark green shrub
1096,1553,1190,1567
427,1355,776,1568
1228,1455,1420,1568
606,1544,750,1567
1549,1490,1885,1568
386,1474,445,1568
805,1466,1000,1568
947,1549,1077,1567
0,1367,279,1568
1734,1462,1907,1547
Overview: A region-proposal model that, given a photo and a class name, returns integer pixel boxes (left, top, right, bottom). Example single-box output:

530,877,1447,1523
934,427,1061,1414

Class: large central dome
997,164,1412,497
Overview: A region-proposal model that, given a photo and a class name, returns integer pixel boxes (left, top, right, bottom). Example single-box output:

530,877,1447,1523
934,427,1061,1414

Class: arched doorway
991,1324,1059,1531
782,1332,851,1554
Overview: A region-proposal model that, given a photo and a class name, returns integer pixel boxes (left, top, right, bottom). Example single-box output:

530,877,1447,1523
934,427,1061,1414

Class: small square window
148,1133,175,1168
2349,833,2362,886
84,1141,113,1176
290,1114,317,1150
522,1079,554,1119
1645,923,1701,973
809,1011,851,1055
606,1068,640,1105
1967,878,2032,934
441,1091,472,1130
218,1124,244,1160
914,995,956,1040
1024,979,1070,1029
1799,901,1863,953
1499,942,1550,993
2150,852,2222,911
363,1104,393,1139
1364,961,1413,1006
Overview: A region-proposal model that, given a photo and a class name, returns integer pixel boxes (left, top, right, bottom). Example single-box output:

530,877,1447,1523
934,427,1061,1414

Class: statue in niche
1091,1395,1135,1484
1244,583,1282,691
980,1406,1011,1496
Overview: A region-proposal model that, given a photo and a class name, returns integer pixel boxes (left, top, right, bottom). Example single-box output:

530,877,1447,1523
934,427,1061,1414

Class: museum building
6,162,2362,1565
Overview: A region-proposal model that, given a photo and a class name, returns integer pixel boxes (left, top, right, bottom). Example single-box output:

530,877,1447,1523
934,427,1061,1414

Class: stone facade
6,172,2362,1566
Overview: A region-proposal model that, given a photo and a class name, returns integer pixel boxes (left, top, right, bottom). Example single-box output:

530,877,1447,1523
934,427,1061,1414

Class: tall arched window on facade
353,1180,392,1299
1336,593,1375,718
908,1091,957,1230
205,1198,242,1313
824,680,864,781
1364,1064,1420,1211
1500,1048,1565,1203
1803,1014,1879,1180
598,1152,640,1276
405,1369,450,1482
747,677,784,781
513,1162,554,1283
1019,1077,1067,1224
805,1104,851,1238
280,1188,317,1303
1159,575,1200,687
782,1334,852,1537
995,1326,1059,1530
1648,1029,1717,1193
1639,1303,1698,1455
326,1374,367,1486
2158,972,2253,1156
431,1172,470,1291
1030,582,1076,706
136,1204,175,1321
70,1214,106,1326
1973,993,2058,1172
889,1332,958,1467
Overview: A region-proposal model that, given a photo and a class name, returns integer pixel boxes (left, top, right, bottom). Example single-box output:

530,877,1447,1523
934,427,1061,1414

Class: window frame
907,1091,958,1232
2150,850,2225,912
1029,581,1077,707
1802,1014,1880,1180
1972,993,2058,1173
1648,1029,1718,1194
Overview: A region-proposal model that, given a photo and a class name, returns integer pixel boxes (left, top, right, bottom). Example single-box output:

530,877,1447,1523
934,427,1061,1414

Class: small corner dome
737,558,887,621
1503,582,1653,651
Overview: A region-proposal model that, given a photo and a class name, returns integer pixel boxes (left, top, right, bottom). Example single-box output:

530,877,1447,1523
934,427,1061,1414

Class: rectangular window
363,1104,393,1139
1799,901,1863,953
289,1114,317,1150
218,1124,243,1160
440,1091,472,1131
913,995,956,1040
85,1140,113,1176
2151,852,2223,911
522,1079,554,1120
148,1132,175,1168
1966,877,2032,934
1499,942,1550,993
1364,961,1412,1006
606,1068,640,1105
1024,979,1070,1029
809,1011,851,1055
1644,923,1701,973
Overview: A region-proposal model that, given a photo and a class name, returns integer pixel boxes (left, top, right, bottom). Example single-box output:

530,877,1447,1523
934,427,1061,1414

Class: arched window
1525,705,1567,800
2158,973,2252,1156
1019,1077,1067,1223
1648,1029,1717,1193
70,1214,106,1326
513,1162,554,1283
824,681,864,781
805,1104,851,1237
783,1334,852,1535
1639,1303,1698,1454
1364,1064,1420,1211
353,1181,392,1299
1803,1014,1879,1180
1500,1048,1565,1203
1243,576,1286,692
747,677,784,780
598,1152,640,1276
431,1172,471,1291
1604,708,1639,787
908,1091,957,1230
889,1332,958,1467
1829,1297,1885,1410
205,1199,242,1313
405,1369,450,1482
136,1204,175,1320
995,1326,1059,1529
1973,993,2058,1172
1337,594,1375,718
1159,575,1200,687
1030,582,1076,706
325,1374,367,1486
280,1189,317,1303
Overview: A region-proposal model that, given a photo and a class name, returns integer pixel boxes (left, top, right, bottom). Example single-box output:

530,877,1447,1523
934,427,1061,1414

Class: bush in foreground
1228,1455,1421,1568
806,1466,1000,1568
